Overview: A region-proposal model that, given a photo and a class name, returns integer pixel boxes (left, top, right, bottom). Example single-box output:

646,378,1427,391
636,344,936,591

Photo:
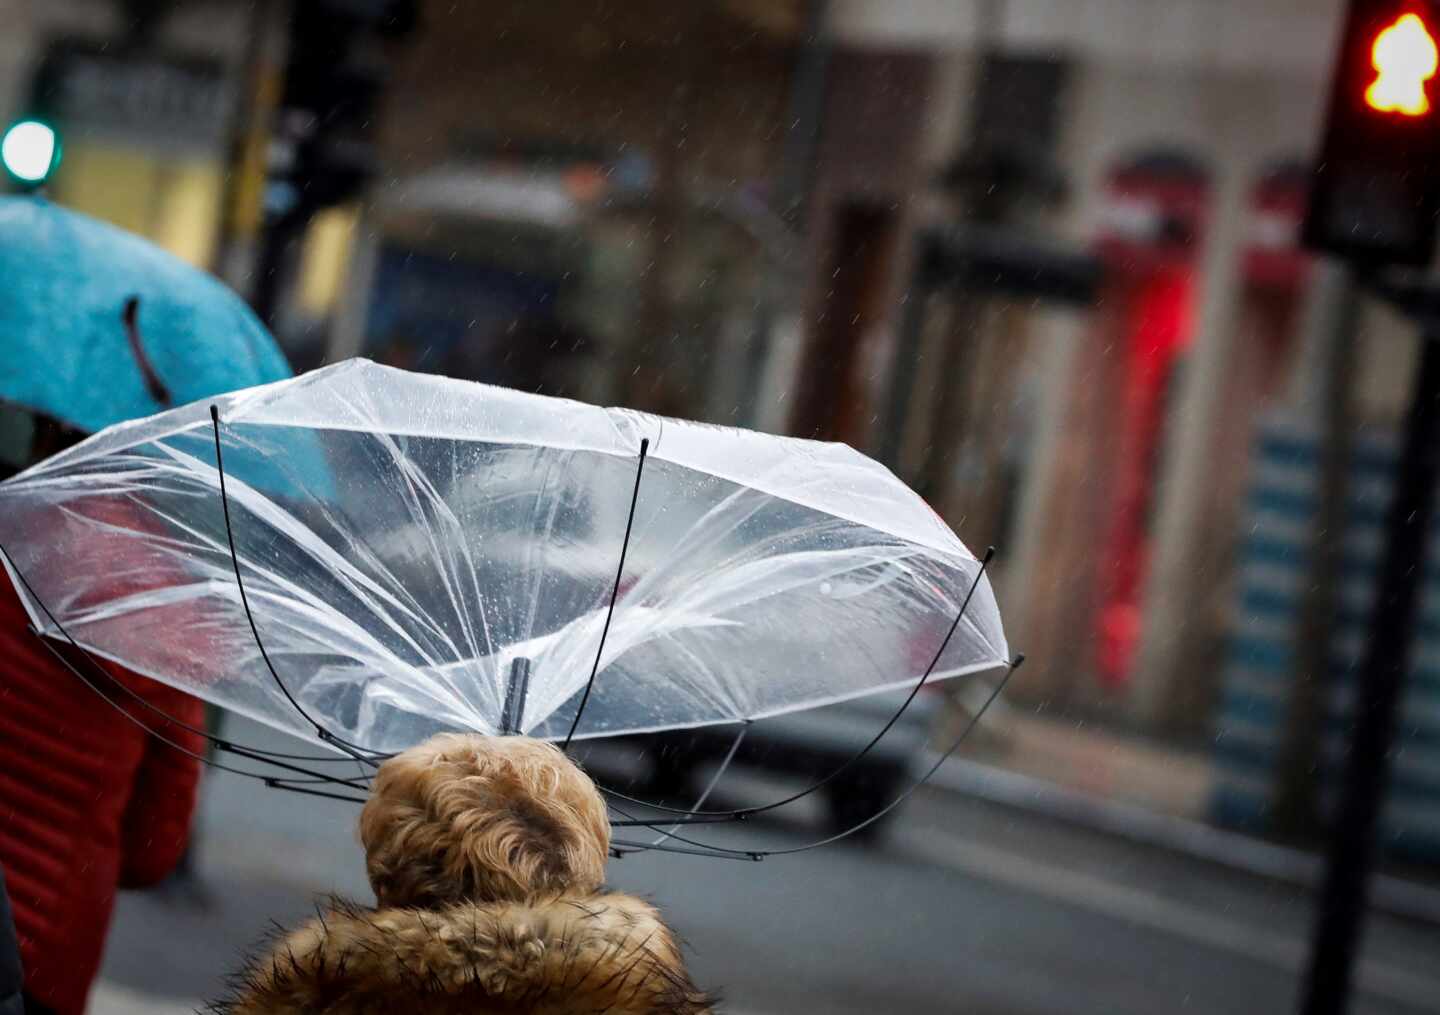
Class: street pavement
92,718,1440,1014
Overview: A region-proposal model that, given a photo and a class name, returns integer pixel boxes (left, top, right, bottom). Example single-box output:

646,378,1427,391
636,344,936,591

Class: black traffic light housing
1299,9,1440,1015
1303,0,1440,266
251,0,414,325
269,0,415,217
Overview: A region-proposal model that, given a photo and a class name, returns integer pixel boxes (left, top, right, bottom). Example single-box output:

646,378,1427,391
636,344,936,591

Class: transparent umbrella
0,359,1010,854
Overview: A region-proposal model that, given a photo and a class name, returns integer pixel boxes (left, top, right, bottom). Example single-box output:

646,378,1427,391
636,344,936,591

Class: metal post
738,0,829,427
500,657,532,736
1276,265,1359,837
876,248,935,470
774,0,831,229
214,0,280,292
251,208,307,329
1299,329,1440,1014
1130,160,1249,727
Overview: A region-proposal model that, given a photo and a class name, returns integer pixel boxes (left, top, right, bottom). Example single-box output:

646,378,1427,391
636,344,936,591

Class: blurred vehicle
618,686,941,843
360,155,800,419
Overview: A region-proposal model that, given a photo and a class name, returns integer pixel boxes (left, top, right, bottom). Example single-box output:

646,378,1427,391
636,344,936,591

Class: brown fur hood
210,891,716,1015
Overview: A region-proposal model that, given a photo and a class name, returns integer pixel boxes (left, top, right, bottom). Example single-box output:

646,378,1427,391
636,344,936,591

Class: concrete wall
832,0,1342,78
2,0,1379,736
824,0,1353,729
0,0,254,122
379,0,793,188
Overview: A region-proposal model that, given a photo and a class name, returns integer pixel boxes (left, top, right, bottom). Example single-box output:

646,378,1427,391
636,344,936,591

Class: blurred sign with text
32,40,233,152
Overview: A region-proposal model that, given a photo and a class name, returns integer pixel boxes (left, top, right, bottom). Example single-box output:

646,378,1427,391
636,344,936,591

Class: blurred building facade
3,0,1433,846
336,0,801,408
761,0,1363,738
0,0,260,266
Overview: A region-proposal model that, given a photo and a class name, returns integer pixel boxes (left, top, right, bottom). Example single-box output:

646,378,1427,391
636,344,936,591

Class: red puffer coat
0,562,205,1015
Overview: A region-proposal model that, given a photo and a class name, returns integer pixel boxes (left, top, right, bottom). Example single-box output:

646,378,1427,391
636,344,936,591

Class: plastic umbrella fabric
0,359,1006,754
0,196,292,432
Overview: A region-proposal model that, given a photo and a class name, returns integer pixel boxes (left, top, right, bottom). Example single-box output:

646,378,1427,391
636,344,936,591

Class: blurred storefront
33,40,231,265
310,0,804,416
309,0,1376,765
816,0,1348,742
1017,151,1208,710
0,2,258,269
708,1,1344,756
328,142,795,414
10,0,1431,855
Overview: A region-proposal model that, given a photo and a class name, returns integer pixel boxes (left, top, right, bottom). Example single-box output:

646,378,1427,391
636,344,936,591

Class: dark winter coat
212,891,716,1015
0,865,23,1015
0,568,205,1015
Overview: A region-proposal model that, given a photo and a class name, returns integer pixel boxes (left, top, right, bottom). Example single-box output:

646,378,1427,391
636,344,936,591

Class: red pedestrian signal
1303,2,1440,265
1365,12,1437,115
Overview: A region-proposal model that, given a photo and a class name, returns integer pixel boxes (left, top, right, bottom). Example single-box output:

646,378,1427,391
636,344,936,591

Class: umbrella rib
562,437,649,749
594,547,997,818
609,653,1024,861
608,837,760,862
380,431,485,675
516,450,570,720
0,542,373,771
605,813,742,827
605,797,757,855
150,437,454,663
220,742,373,789
257,781,371,805
24,614,376,792
244,770,372,787
211,406,392,767
746,654,1023,857
652,723,748,845
604,722,751,854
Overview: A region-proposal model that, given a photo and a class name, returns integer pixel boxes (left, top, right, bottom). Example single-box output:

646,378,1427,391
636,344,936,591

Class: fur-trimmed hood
211,891,716,1015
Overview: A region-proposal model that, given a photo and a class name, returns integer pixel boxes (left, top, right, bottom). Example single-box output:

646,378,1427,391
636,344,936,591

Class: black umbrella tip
1011,653,1026,670
982,546,996,563
209,404,220,423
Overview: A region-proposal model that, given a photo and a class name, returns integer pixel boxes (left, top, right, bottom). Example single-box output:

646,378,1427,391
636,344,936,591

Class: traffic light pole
1276,267,1359,839
251,206,308,329
1298,3,1440,1005
1299,321,1440,1015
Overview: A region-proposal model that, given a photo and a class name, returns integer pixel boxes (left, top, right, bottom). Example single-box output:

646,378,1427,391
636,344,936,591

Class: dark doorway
791,200,898,444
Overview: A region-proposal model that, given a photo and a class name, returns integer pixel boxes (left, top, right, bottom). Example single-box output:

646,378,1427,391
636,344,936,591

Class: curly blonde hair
358,734,611,908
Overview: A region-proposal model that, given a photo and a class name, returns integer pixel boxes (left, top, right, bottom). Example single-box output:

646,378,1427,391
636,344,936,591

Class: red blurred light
1366,12,1438,116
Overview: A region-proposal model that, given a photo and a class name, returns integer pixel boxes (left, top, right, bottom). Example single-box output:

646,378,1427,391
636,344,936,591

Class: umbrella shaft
501,658,531,736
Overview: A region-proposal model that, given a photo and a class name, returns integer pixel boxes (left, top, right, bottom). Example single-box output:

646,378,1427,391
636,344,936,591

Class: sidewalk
91,982,197,1015
92,717,1439,1014
953,703,1214,817
937,707,1440,926
87,980,772,1015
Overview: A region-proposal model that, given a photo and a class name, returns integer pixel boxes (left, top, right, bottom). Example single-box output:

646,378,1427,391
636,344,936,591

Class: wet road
96,718,1440,1014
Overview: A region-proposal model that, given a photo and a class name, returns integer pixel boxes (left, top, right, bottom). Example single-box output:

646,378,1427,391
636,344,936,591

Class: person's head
358,733,610,908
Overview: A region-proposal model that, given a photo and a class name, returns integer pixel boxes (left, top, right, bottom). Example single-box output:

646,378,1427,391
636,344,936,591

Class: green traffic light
2,119,61,185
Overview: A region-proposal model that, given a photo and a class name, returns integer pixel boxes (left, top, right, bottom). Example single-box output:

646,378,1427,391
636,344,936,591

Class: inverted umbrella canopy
0,196,291,431
0,359,1006,753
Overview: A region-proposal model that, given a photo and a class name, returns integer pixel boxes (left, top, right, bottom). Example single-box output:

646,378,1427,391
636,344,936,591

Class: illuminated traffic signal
1366,13,1437,114
1303,2,1440,265
1,119,60,187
